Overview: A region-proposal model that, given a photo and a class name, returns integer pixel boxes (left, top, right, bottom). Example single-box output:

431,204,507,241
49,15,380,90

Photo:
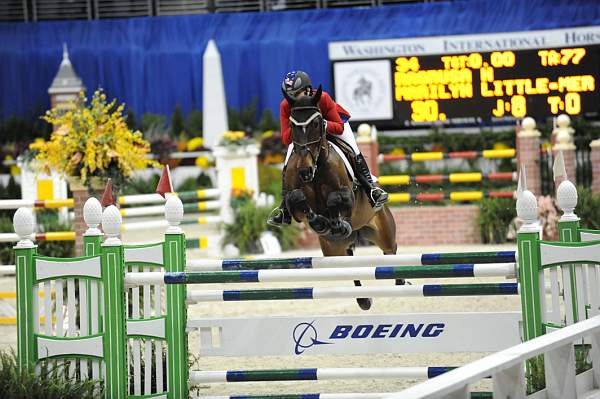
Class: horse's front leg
288,189,330,235
326,188,353,239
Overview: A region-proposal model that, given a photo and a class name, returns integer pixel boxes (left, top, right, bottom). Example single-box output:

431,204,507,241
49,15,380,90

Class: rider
268,70,388,227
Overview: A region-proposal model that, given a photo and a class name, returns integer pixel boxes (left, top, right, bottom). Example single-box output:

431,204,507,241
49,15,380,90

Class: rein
290,105,326,168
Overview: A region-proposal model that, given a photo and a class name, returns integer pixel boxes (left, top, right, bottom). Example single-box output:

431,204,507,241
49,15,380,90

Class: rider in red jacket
268,70,388,227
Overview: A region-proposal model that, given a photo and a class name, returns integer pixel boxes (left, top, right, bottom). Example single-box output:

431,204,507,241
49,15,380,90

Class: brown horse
282,86,399,310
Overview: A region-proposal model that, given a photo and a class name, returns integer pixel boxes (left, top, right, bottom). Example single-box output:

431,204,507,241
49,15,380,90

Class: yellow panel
482,149,516,159
37,179,54,200
231,167,246,190
197,189,206,198
44,232,76,241
199,236,208,249
388,193,411,203
450,191,483,201
411,152,444,162
379,175,410,185
198,217,207,224
449,173,482,183
44,199,74,208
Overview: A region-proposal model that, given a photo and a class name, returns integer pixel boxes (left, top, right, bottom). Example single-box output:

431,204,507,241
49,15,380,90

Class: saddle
327,135,359,188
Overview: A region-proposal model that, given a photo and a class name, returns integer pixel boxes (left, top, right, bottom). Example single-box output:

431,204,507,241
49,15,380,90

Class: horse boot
267,166,292,227
354,153,388,212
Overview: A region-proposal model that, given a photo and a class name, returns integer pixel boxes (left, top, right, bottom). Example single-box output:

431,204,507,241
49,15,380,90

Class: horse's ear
281,87,295,107
312,85,323,105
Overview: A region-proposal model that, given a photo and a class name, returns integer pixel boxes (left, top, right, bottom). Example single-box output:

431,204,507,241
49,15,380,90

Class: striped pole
186,251,516,271
0,265,15,275
0,231,76,243
0,198,74,210
190,367,458,383
186,283,523,303
118,188,220,205
119,200,220,217
388,191,514,203
125,264,516,286
379,172,516,186
379,148,515,162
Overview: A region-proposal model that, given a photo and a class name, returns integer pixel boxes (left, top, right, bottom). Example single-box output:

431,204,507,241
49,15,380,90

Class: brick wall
296,205,482,248
391,205,481,245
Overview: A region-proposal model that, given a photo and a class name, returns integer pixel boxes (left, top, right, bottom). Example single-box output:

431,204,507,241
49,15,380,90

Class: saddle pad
329,141,355,181
328,141,378,183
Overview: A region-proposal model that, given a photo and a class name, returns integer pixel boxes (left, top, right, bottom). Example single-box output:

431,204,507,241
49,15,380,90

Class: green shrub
175,173,213,192
576,187,600,230
185,110,203,138
222,195,298,254
476,198,516,243
170,105,185,138
258,164,283,198
0,350,101,399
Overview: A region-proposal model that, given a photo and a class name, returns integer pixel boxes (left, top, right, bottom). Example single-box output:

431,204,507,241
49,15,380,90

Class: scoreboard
393,47,597,123
330,26,600,127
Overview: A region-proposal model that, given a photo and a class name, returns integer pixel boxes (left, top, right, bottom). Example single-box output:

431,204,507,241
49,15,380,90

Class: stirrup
267,207,291,227
369,187,388,212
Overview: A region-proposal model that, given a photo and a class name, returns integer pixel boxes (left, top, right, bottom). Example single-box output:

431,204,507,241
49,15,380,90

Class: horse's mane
291,93,318,109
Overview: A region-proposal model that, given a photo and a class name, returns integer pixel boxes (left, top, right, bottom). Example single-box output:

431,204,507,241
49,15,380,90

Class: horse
282,86,400,310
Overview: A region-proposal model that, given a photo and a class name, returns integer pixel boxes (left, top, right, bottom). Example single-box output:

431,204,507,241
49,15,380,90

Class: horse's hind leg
320,240,372,311
347,245,372,311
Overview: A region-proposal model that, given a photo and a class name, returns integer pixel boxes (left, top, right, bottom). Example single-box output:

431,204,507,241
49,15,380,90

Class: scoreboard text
393,46,599,124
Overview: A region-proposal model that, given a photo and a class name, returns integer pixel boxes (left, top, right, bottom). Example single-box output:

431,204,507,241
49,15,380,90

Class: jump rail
386,315,600,399
378,148,515,163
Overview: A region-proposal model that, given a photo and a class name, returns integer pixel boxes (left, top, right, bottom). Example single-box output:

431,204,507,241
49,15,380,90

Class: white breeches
284,122,361,165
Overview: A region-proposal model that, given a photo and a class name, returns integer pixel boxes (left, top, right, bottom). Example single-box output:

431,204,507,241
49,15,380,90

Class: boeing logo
292,321,332,355
292,322,446,355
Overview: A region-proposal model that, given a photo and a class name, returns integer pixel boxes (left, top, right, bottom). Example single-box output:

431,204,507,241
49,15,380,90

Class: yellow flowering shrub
187,137,204,151
219,130,253,147
35,90,155,186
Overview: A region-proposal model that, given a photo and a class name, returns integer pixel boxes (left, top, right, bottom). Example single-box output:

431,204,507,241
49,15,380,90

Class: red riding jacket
280,90,351,146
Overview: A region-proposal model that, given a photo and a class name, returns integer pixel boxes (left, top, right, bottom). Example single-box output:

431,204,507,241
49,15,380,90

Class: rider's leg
335,123,388,210
267,145,293,227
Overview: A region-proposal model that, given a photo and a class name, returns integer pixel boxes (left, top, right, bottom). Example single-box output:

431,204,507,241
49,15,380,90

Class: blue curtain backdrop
0,0,599,122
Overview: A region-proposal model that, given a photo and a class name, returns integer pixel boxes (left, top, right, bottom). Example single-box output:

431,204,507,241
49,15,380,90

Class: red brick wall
296,205,482,248
516,134,541,195
391,205,481,245
72,188,90,256
591,144,600,195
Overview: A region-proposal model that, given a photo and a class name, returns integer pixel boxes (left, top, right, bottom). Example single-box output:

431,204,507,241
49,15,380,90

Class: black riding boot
267,166,292,227
355,153,388,211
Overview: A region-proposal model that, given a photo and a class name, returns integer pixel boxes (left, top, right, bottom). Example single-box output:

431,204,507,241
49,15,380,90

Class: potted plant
35,89,155,191
33,89,155,254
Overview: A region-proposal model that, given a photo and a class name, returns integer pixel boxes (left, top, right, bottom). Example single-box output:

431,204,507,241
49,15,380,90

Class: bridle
290,105,325,168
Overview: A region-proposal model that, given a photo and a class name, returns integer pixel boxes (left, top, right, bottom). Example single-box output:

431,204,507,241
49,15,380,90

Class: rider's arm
319,92,344,135
280,100,292,145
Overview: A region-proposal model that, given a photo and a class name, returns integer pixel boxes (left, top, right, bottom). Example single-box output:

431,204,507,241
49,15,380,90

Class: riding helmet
282,70,312,96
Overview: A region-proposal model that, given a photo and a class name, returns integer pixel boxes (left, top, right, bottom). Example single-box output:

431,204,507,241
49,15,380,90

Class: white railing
386,315,600,399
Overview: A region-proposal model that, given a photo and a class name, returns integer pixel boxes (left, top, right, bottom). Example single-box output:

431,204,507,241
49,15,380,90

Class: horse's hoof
330,220,352,238
357,298,372,310
310,215,330,235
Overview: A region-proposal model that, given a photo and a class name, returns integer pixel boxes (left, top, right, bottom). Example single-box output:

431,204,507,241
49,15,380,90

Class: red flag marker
101,178,115,207
156,165,174,198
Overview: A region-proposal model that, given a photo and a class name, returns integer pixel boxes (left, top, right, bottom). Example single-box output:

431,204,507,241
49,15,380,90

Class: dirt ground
0,242,517,396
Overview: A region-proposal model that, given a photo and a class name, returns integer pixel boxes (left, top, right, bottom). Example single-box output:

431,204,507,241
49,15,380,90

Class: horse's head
283,85,324,183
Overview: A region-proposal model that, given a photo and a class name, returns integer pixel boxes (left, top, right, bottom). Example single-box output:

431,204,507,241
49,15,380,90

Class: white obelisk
202,40,229,149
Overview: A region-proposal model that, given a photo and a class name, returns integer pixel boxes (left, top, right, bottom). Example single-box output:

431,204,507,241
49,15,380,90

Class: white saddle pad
329,142,378,183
